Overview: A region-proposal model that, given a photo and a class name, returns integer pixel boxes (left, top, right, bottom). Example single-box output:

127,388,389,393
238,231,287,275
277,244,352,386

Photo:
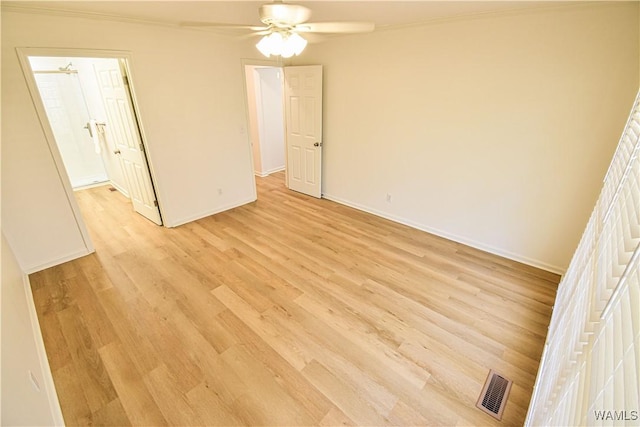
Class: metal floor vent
476,370,513,421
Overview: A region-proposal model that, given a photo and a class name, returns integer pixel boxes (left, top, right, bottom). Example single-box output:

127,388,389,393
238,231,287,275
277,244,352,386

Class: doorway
30,57,119,191
243,62,324,199
19,49,163,246
244,64,286,178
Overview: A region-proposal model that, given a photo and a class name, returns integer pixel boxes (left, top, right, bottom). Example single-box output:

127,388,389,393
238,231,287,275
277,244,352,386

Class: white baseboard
167,196,257,228
109,181,130,198
23,248,93,274
72,181,109,191
254,166,285,178
322,193,565,276
265,166,285,175
23,275,65,426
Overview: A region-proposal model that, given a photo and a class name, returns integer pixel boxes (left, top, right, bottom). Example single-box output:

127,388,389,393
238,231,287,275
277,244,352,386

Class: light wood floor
30,172,560,426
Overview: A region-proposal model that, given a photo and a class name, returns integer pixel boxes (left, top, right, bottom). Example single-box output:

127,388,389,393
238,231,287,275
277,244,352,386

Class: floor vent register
476,369,513,421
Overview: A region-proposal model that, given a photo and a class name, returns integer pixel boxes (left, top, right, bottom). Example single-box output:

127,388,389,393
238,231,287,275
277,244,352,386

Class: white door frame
16,47,163,254
240,58,284,199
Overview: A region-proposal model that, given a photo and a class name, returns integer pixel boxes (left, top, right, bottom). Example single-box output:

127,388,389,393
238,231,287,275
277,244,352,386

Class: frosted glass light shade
257,32,284,57
256,36,272,57
256,32,307,58
288,32,307,56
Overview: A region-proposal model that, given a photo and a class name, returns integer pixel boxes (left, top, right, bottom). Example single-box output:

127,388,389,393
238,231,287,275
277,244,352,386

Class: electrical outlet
386,193,392,203
217,188,223,195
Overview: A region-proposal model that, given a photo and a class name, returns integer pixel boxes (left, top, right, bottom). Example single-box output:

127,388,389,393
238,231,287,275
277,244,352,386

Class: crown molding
374,1,626,33
2,3,175,26
2,1,628,37
0,3,240,36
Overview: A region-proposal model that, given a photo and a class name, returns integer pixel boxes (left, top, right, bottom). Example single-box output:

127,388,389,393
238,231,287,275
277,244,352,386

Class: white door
93,60,162,225
284,65,322,198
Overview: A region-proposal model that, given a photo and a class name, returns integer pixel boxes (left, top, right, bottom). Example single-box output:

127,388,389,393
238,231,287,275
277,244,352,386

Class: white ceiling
3,1,573,30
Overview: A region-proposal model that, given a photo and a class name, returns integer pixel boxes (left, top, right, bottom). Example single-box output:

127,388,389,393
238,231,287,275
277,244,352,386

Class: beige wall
295,2,639,272
1,234,63,425
2,3,638,274
1,10,261,271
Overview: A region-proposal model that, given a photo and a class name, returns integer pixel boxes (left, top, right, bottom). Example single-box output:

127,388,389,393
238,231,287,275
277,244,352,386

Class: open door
284,65,323,198
93,59,162,225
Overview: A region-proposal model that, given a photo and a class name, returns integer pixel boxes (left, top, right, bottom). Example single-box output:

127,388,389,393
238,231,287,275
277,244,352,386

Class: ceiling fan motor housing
259,3,311,27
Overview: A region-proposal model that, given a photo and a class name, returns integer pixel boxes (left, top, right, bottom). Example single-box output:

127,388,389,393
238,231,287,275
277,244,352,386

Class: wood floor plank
30,172,559,426
260,292,448,422
185,380,247,426
319,407,357,426
293,290,430,391
302,359,391,426
98,342,168,426
66,271,119,349
90,398,132,427
31,288,73,372
95,288,162,376
222,345,318,426
56,304,118,412
213,285,312,371
52,363,93,426
215,309,334,422
143,364,205,426
120,295,205,394
387,399,432,427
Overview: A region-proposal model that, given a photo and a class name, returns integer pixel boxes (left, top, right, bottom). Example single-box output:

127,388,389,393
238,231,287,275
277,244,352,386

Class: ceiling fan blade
301,33,326,44
237,30,272,40
296,22,375,34
180,22,268,31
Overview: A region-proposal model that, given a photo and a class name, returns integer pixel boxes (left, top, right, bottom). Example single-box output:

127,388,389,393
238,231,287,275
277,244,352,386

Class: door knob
314,142,323,147
114,150,121,155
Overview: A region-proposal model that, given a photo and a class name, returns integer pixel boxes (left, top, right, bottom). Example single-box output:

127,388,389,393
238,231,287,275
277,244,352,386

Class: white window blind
526,92,640,426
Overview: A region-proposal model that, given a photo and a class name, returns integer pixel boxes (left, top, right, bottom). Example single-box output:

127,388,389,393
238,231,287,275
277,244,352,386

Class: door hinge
153,200,158,207
139,143,144,151
123,75,129,86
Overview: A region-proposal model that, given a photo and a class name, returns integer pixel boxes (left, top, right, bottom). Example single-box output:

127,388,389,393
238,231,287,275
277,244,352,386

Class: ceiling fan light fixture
256,32,283,57
280,40,296,58
256,31,307,58
256,36,272,57
288,32,307,55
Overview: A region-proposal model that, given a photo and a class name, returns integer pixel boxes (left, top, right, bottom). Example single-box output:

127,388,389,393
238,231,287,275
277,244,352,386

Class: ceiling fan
181,1,375,58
